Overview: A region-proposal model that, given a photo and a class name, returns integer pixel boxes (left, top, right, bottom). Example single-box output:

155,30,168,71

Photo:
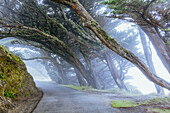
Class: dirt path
33,81,120,113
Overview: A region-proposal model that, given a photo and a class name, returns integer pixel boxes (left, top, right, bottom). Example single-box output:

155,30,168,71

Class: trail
33,81,120,113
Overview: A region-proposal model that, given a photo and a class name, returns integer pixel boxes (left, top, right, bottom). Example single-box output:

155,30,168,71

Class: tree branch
51,0,170,90
22,57,52,60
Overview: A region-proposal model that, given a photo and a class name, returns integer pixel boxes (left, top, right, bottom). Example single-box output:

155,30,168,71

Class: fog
1,18,169,95
0,0,169,96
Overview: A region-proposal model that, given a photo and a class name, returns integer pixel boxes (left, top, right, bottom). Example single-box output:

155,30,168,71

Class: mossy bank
0,45,39,112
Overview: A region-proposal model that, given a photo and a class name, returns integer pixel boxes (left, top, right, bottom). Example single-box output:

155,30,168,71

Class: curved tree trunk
139,27,164,94
51,0,170,90
80,47,100,89
75,68,87,86
51,59,69,84
0,23,92,88
103,51,128,90
141,26,170,73
71,57,97,87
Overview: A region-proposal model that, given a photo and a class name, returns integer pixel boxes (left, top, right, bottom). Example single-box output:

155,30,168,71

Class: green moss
88,20,99,27
105,34,110,40
4,90,16,98
147,108,170,113
0,45,38,99
0,73,5,79
110,100,139,108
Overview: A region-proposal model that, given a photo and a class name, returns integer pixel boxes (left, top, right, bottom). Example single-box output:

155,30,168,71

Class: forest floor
32,81,170,113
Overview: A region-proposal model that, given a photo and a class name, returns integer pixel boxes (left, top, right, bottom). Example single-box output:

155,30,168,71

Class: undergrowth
111,97,170,108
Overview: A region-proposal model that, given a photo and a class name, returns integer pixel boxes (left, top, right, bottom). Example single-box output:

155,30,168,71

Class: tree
138,26,164,94
0,0,170,90
50,0,170,90
99,18,144,91
101,0,170,72
0,0,100,88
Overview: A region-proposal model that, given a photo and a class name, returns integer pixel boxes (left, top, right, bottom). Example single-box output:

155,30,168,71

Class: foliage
4,90,16,98
101,0,166,14
0,73,4,79
165,42,170,45
101,0,143,14
162,28,170,31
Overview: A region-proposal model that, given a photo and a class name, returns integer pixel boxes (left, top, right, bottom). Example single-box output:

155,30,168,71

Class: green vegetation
162,28,170,31
147,108,170,113
110,100,139,108
110,97,170,110
4,90,16,98
60,85,93,91
61,85,142,96
0,45,38,99
0,73,4,79
165,42,170,45
143,97,170,105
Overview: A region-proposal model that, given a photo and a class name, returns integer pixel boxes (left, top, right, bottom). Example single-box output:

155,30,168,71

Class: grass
110,100,139,108
147,108,170,113
60,85,93,91
60,85,142,96
142,97,170,105
110,97,170,108
61,84,170,112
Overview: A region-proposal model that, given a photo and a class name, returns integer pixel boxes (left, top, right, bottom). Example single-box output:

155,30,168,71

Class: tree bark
103,51,128,90
75,68,87,86
80,47,100,89
51,0,170,90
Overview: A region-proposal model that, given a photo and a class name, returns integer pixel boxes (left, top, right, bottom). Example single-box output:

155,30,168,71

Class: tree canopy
0,0,169,91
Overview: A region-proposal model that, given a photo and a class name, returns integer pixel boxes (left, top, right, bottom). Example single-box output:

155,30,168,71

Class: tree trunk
141,26,170,73
80,47,100,89
74,68,87,86
139,27,164,94
51,59,69,84
51,0,170,90
103,51,128,90
71,57,96,87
